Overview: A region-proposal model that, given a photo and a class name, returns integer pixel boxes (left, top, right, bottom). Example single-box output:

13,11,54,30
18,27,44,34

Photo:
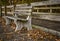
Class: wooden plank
32,12,60,15
5,16,15,20
15,10,32,12
34,7,60,9
31,0,60,6
7,5,14,8
16,6,32,8
32,12,50,14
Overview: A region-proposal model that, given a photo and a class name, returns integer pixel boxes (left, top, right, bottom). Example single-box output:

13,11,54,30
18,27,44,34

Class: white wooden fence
32,6,60,21
1,0,60,31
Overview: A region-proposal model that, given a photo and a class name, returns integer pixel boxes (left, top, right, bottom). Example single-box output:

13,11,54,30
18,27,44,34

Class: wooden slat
32,12,50,14
15,10,32,12
6,5,14,8
31,0,60,6
2,11,14,14
16,6,32,9
34,7,60,9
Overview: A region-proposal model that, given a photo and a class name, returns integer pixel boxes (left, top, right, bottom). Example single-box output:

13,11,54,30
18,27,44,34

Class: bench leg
15,21,23,31
24,17,32,30
14,19,18,31
4,18,10,25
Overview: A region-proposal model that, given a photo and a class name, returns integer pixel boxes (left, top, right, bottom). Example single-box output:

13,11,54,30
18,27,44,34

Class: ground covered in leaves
0,17,60,41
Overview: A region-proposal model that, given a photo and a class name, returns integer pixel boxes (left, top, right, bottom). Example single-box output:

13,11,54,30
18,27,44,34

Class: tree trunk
0,5,2,17
5,5,7,16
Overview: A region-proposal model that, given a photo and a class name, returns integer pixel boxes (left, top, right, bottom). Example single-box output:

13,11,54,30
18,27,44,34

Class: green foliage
0,0,9,5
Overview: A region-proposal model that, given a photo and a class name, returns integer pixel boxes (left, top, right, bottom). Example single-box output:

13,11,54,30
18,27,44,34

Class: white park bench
14,5,32,31
2,4,32,31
